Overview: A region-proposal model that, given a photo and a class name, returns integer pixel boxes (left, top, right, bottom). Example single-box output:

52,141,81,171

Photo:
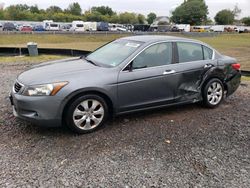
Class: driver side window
132,42,172,69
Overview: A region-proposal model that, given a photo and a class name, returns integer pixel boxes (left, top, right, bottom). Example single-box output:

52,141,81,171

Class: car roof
121,35,201,44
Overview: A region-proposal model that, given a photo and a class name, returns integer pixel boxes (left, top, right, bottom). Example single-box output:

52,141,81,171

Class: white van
72,21,85,32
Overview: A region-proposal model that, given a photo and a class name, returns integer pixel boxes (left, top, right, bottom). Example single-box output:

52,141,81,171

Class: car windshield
86,40,143,67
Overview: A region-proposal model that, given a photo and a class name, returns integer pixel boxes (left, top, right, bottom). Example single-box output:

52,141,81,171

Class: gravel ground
0,62,249,187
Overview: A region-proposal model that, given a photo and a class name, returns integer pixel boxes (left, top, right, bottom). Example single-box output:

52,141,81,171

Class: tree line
0,1,249,26
171,0,250,26
0,3,157,24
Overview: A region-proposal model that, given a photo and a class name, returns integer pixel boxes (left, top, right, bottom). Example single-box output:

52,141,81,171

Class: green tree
0,10,4,20
4,5,30,20
46,6,63,14
242,17,250,26
171,0,208,25
137,14,146,24
30,5,40,14
147,12,157,24
119,12,138,24
84,10,102,22
14,4,29,11
66,2,82,16
91,6,115,16
214,9,234,25
109,14,119,23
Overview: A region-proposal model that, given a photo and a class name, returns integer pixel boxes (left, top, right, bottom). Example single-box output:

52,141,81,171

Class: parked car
33,25,45,32
10,36,241,134
21,25,33,32
170,26,181,32
3,22,16,31
15,24,23,31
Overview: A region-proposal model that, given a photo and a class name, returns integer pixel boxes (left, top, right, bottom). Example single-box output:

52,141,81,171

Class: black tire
65,94,109,134
202,78,224,108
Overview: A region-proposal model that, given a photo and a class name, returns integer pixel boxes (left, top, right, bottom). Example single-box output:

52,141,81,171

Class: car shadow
18,102,204,136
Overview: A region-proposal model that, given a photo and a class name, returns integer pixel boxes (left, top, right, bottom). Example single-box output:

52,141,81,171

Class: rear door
173,42,217,101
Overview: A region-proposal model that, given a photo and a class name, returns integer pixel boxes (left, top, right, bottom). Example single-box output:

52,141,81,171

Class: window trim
202,45,213,60
175,41,215,64
121,41,174,72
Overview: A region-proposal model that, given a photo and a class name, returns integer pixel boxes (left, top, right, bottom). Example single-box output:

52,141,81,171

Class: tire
202,78,224,108
65,94,108,134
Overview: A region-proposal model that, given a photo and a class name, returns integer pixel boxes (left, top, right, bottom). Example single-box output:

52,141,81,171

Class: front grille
14,81,22,93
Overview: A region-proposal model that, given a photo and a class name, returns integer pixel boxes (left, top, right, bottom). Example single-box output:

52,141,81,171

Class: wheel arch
61,89,115,124
200,67,228,94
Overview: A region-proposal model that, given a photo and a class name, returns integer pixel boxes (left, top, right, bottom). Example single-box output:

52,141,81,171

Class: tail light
231,63,241,70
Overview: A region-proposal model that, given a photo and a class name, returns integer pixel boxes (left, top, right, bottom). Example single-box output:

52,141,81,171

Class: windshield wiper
84,58,99,66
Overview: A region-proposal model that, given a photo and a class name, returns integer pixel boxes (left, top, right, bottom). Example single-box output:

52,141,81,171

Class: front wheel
202,78,224,108
65,95,108,134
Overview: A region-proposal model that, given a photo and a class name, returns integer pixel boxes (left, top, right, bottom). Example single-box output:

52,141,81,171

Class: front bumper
9,92,63,127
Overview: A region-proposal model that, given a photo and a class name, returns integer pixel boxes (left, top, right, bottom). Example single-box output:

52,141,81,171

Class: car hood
17,57,99,85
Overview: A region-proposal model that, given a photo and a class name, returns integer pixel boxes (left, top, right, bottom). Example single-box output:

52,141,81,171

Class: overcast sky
1,0,250,19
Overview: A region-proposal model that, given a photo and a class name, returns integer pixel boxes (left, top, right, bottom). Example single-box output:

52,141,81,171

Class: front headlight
23,82,68,96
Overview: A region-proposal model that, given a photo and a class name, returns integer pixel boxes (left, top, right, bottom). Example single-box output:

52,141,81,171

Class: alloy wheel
72,99,104,130
207,82,223,105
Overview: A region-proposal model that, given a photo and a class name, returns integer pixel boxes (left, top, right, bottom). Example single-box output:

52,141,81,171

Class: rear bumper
225,71,241,96
10,92,63,127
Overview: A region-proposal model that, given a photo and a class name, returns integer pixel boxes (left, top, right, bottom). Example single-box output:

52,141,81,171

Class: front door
117,42,178,112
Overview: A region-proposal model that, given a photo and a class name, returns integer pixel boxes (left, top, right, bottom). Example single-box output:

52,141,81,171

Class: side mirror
123,63,133,72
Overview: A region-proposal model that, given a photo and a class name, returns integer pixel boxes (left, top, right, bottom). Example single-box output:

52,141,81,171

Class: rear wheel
202,78,224,108
66,94,108,134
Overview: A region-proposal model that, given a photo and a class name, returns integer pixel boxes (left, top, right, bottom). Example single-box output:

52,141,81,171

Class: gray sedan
10,35,241,133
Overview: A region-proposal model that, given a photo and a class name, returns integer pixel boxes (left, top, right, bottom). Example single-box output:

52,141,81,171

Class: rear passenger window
203,46,213,60
177,42,203,63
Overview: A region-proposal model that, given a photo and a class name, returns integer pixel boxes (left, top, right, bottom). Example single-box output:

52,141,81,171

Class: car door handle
163,70,176,75
204,64,213,69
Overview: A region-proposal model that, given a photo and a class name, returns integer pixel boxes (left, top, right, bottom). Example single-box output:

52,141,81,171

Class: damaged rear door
174,42,217,102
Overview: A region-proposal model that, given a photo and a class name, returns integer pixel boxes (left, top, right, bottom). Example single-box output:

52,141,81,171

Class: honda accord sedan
10,35,241,133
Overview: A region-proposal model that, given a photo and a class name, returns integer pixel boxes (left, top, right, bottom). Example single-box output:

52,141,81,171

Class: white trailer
109,24,127,32
43,20,60,31
84,22,97,31
72,21,85,32
175,24,191,32
43,20,53,30
210,25,224,32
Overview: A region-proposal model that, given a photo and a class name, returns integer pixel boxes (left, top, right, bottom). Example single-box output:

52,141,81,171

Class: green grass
0,55,68,63
0,34,128,51
0,33,249,70
196,34,250,70
242,76,250,81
